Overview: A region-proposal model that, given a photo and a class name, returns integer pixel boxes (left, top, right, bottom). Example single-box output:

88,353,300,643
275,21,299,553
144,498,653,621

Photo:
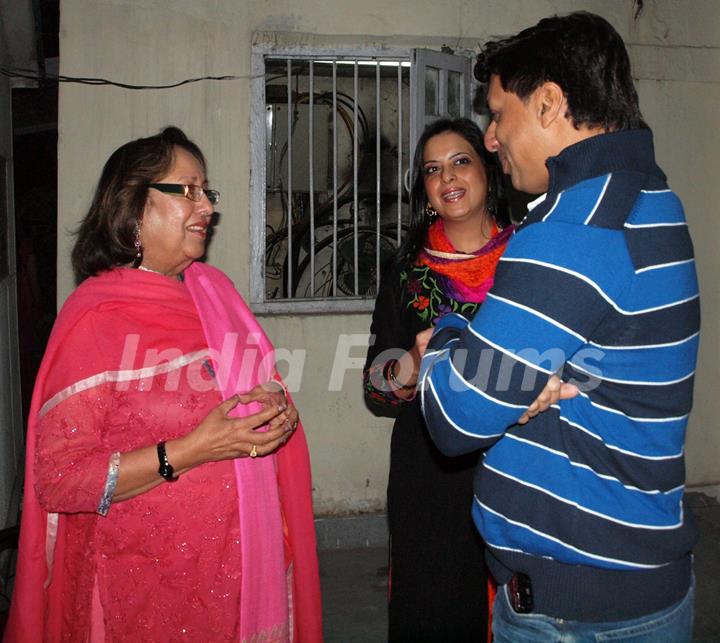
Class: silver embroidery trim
97,451,121,516
39,349,211,418
44,512,59,589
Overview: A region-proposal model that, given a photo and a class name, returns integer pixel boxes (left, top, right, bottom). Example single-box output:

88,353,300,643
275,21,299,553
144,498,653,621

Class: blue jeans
492,577,694,642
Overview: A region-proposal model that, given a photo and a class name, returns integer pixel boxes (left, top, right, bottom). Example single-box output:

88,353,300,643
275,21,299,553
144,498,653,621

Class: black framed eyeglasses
149,183,220,206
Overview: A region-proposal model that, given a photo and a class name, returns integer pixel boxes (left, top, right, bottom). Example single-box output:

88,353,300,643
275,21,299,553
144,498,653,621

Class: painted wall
57,0,720,514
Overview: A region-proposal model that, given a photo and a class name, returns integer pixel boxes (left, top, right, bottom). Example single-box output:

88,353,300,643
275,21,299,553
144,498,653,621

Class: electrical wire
0,64,256,89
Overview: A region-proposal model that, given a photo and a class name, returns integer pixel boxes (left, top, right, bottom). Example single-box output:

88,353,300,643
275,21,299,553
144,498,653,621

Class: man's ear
535,82,566,129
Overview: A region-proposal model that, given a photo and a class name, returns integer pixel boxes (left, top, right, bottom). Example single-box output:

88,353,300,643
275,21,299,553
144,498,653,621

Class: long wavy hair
396,117,509,266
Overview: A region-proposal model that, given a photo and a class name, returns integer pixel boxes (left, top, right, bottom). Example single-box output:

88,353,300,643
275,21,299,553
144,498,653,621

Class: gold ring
250,444,258,458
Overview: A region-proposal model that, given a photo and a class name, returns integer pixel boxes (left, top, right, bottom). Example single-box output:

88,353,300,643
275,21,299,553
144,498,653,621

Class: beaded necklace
137,264,184,282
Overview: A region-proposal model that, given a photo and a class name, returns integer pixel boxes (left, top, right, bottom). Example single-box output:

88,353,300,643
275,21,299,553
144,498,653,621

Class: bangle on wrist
157,441,179,482
384,359,414,390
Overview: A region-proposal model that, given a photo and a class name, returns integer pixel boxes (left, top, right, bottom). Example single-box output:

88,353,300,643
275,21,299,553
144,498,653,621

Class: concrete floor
691,492,720,642
319,492,720,642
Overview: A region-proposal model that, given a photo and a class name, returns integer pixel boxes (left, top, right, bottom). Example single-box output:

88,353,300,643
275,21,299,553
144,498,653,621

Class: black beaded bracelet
157,441,179,482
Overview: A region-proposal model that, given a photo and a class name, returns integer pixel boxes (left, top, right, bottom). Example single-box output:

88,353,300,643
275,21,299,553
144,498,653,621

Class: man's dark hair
71,126,207,283
475,11,646,131
396,117,509,265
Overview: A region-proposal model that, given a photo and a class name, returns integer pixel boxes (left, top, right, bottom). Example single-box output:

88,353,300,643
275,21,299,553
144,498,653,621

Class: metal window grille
251,48,411,313
250,46,473,314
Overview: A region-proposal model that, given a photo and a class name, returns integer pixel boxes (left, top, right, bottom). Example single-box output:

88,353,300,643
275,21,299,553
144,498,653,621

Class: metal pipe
286,59,293,298
332,60,338,298
375,62,381,293
397,62,403,246
353,61,359,296
309,60,315,296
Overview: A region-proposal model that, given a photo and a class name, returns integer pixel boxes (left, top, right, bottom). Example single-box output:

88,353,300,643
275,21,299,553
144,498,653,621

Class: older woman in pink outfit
4,127,322,642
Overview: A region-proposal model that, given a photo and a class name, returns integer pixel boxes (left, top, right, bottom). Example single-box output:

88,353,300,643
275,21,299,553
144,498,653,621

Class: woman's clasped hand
177,390,298,467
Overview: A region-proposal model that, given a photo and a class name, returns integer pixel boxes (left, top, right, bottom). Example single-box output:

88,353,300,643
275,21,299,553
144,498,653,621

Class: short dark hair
71,126,207,283
397,117,509,265
474,11,645,132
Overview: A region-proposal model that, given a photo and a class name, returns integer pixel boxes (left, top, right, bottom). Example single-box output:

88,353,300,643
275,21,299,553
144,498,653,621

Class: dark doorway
13,91,58,421
0,1,59,632
12,0,59,423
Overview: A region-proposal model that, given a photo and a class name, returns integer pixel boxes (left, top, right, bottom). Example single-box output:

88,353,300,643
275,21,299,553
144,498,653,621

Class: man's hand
517,375,578,425
389,328,435,400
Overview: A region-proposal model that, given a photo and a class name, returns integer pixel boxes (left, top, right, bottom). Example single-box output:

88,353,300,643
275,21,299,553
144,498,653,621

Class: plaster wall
58,0,720,514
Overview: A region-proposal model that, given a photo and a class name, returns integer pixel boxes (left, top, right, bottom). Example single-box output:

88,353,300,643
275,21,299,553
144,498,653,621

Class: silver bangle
387,359,414,390
97,451,121,516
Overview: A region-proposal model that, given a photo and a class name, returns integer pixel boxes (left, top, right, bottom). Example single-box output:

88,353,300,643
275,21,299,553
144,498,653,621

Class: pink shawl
184,262,322,642
3,263,322,642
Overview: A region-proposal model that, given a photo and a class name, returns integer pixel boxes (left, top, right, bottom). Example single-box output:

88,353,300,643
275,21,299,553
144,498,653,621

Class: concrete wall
628,3,720,488
58,0,720,515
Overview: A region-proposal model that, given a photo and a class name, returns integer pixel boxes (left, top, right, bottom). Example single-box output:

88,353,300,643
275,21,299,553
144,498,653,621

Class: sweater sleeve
420,220,628,456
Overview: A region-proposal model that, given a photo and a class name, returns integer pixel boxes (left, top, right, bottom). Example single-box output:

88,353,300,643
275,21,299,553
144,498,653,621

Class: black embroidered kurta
364,260,488,642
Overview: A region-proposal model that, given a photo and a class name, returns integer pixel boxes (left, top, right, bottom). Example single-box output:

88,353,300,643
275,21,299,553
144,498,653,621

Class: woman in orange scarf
364,118,512,642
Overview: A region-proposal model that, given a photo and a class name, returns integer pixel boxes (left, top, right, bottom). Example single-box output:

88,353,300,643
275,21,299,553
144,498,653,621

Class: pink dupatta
184,263,322,643
3,264,322,642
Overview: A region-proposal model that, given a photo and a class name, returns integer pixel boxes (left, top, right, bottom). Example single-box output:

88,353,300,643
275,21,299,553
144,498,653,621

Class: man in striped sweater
419,12,699,642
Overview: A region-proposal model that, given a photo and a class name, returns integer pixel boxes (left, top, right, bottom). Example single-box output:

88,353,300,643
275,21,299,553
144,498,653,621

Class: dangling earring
133,219,142,267
425,202,438,220
487,182,497,221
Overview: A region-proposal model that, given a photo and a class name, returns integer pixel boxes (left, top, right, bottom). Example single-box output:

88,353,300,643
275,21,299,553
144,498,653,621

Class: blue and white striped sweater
420,129,698,618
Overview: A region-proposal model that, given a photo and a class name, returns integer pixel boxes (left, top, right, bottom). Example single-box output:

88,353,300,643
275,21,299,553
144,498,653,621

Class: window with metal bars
249,45,472,313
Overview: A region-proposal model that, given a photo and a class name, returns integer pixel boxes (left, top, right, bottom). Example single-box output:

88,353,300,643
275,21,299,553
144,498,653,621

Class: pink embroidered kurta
36,366,244,641
4,266,322,643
